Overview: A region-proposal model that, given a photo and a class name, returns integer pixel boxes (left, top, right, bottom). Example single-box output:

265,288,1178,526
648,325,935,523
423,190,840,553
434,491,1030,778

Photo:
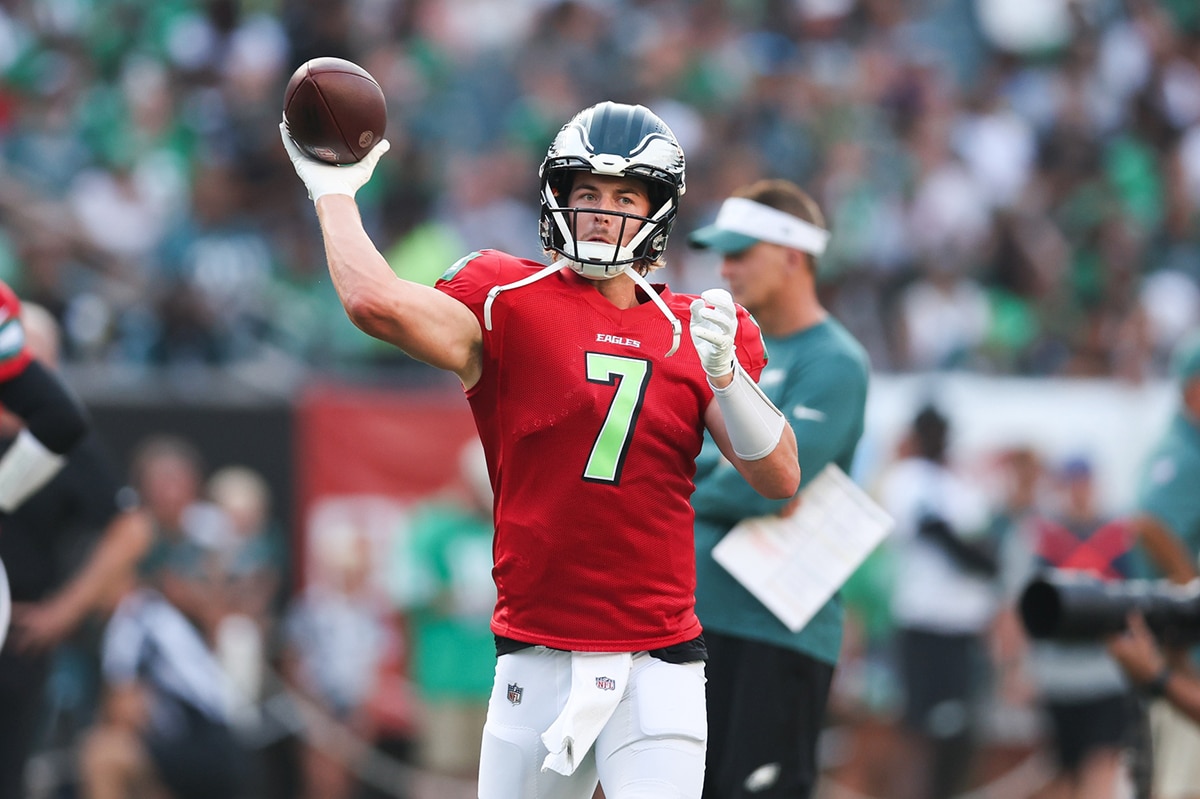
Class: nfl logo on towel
507,683,523,705
595,676,616,691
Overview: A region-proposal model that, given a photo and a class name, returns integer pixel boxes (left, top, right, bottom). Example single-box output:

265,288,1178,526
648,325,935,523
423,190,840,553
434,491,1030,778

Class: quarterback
282,101,800,798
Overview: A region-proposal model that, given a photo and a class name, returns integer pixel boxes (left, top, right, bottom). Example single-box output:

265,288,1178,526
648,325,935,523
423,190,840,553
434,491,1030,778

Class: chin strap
484,258,572,331
482,258,681,357
626,267,681,357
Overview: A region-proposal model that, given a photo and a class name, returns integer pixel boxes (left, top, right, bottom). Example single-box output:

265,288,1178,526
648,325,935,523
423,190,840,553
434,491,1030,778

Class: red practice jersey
436,251,767,651
0,280,31,382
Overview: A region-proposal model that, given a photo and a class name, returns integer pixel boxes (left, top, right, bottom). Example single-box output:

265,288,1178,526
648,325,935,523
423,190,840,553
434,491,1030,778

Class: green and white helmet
539,101,686,279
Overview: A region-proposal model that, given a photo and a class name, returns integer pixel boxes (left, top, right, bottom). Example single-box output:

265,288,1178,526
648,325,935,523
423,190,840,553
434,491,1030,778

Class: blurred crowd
19,397,1171,799
829,407,1145,799
0,0,1197,378
10,0,1200,797
17,424,492,799
4,290,1186,799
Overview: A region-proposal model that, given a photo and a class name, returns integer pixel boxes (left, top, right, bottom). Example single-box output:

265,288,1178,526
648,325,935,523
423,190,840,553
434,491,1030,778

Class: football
283,57,387,165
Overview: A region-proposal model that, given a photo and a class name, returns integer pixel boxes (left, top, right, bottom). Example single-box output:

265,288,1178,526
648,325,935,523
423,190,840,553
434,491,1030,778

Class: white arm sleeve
0,427,67,512
0,556,10,653
710,363,787,461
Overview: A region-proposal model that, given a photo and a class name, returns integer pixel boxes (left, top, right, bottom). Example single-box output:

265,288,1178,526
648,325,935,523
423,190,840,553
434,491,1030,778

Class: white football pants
477,647,707,799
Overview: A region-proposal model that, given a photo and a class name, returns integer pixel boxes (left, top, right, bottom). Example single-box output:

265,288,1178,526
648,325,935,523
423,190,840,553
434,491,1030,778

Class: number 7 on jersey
583,353,651,484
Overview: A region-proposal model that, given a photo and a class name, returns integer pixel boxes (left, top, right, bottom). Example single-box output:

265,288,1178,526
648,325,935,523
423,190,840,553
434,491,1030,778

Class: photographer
1107,611,1200,727
1019,569,1200,798
1002,457,1138,799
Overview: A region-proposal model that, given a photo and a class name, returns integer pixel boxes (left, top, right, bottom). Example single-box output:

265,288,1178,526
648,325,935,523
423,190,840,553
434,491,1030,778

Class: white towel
540,651,633,776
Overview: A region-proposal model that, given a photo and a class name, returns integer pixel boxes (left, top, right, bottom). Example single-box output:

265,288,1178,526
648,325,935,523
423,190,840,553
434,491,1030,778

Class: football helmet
539,101,686,279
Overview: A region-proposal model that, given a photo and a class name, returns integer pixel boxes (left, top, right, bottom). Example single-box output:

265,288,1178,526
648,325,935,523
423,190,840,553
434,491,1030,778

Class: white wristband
711,363,787,461
0,427,67,512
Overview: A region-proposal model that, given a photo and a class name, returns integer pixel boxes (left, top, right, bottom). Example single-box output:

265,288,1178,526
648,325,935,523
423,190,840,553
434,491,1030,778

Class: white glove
279,120,390,202
689,288,737,380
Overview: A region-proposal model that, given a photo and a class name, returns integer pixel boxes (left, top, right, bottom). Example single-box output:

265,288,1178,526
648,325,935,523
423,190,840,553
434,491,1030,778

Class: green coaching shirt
692,317,870,664
1136,412,1200,572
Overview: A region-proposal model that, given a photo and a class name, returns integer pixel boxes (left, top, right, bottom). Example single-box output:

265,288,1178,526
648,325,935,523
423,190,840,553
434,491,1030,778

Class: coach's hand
279,120,390,202
690,288,737,381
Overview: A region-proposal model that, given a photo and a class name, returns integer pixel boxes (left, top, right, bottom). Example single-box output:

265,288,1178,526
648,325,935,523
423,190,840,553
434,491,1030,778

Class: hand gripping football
283,57,387,165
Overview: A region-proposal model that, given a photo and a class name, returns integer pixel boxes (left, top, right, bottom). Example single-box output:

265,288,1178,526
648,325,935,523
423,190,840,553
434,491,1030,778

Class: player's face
719,241,790,315
567,174,652,250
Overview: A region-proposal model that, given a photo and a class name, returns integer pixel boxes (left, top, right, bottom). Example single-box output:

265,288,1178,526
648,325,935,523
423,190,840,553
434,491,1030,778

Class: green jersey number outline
583,352,652,484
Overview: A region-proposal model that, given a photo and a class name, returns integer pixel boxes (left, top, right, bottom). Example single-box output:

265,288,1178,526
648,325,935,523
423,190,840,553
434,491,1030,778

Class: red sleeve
434,250,506,317
0,281,32,382
733,303,767,381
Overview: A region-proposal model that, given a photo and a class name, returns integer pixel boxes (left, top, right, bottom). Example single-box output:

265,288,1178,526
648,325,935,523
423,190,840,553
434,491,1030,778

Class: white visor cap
689,197,830,256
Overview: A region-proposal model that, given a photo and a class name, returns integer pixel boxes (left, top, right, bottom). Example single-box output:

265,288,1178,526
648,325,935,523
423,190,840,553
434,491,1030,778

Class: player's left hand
279,119,390,202
689,288,737,380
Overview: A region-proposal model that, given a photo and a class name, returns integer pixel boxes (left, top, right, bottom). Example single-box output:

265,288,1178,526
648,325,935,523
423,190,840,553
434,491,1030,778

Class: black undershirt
495,633,707,664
